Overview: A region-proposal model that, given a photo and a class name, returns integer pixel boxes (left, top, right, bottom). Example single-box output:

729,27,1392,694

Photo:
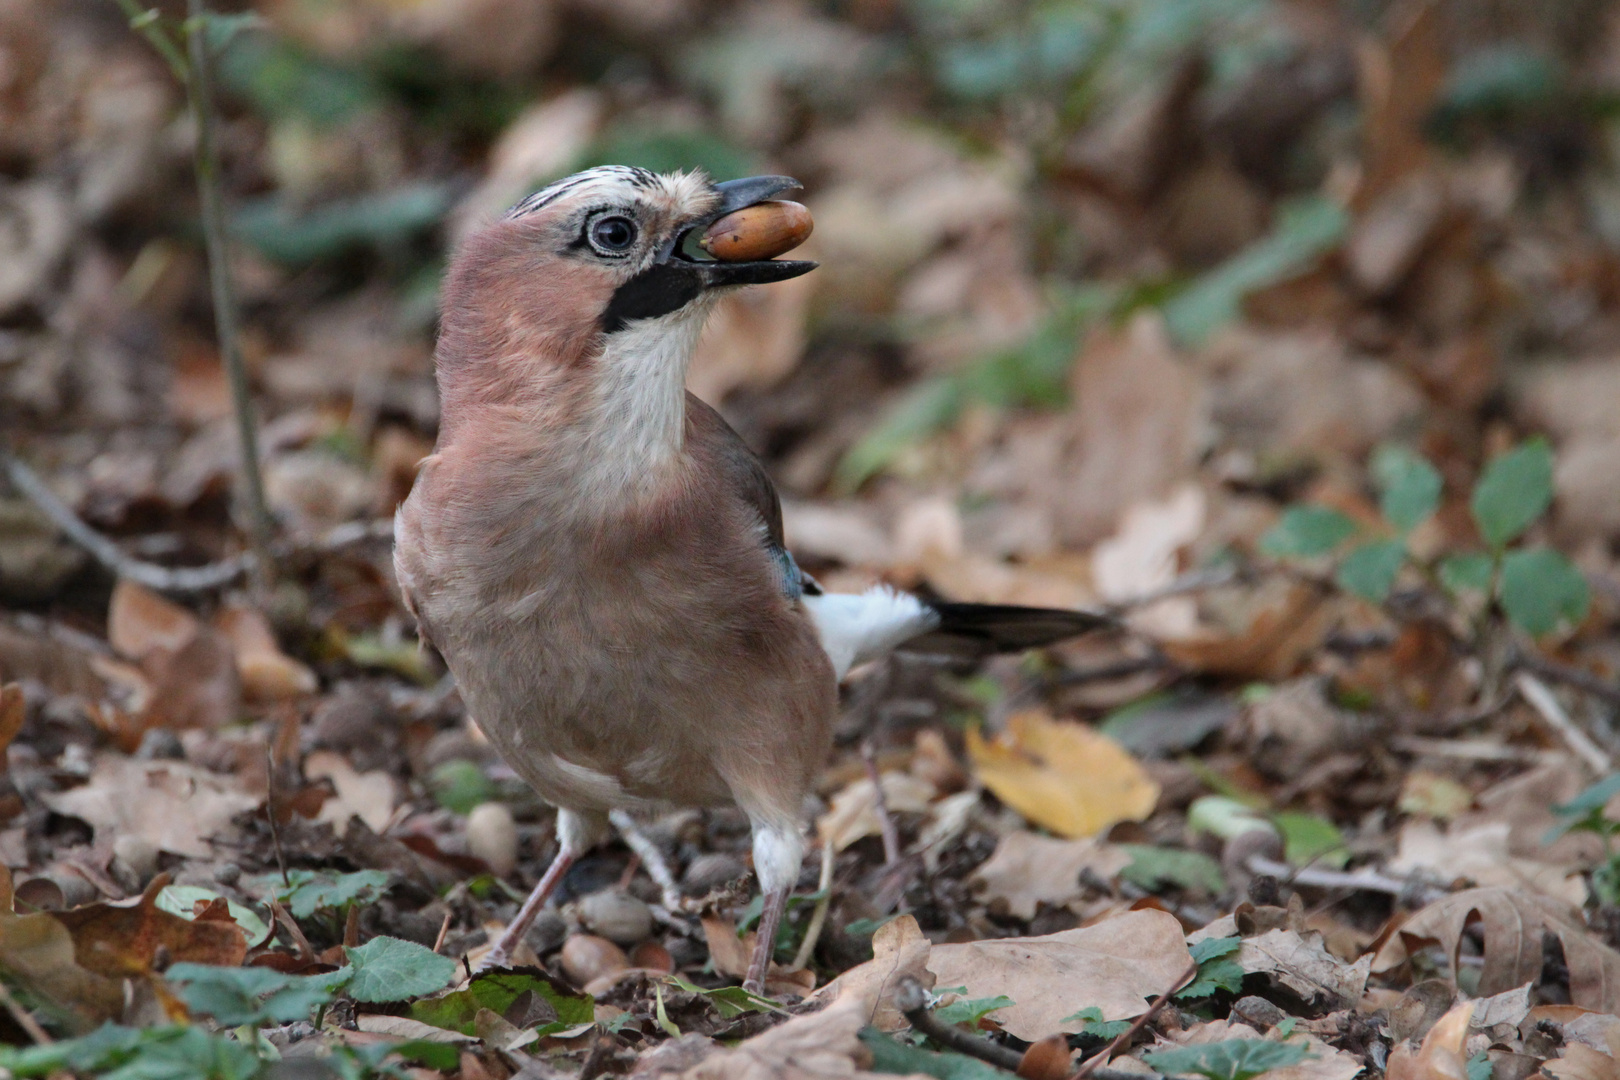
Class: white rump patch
802,586,939,679
749,819,806,896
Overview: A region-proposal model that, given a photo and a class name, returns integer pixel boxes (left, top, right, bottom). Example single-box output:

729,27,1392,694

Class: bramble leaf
1501,547,1589,636
1373,445,1442,534
1335,539,1406,602
1471,438,1554,549
1260,506,1357,558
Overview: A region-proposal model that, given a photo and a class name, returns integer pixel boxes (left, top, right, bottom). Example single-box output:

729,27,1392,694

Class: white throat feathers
578,298,715,497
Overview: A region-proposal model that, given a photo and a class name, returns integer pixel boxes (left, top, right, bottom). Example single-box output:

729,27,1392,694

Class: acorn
699,201,813,262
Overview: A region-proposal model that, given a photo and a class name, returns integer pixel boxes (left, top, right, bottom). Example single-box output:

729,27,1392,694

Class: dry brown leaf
1542,1045,1620,1080
43,755,259,858
968,830,1130,920
1387,1002,1474,1080
55,874,246,975
680,991,892,1080
306,749,398,833
817,772,936,852
214,605,317,702
700,913,815,998
0,865,126,1028
1237,929,1371,1007
1470,983,1532,1030
1091,484,1205,639
1157,580,1332,681
1374,887,1620,1012
108,579,199,661
1391,820,1587,907
1528,1007,1620,1055
966,710,1158,839
810,914,935,1032
922,909,1192,1041
0,681,22,758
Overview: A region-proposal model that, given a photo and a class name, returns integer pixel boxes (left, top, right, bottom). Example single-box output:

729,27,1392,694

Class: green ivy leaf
1144,1038,1311,1080
932,992,1015,1028
1271,812,1349,869
1439,552,1494,594
272,869,392,919
1500,547,1589,636
166,963,337,1026
1335,539,1407,602
1062,1006,1132,1040
342,936,457,1003
858,1028,1011,1080
1372,445,1443,534
1177,937,1245,1000
412,970,594,1034
665,975,781,1020
1119,844,1227,895
1259,506,1357,558
0,1024,263,1080
1471,438,1554,549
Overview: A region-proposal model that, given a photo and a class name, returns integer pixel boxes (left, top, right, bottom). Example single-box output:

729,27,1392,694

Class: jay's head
436,166,814,428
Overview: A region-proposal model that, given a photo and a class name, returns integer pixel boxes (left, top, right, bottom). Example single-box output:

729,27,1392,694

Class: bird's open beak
671,175,817,287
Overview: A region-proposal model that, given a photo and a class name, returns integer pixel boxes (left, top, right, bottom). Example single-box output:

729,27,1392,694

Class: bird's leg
743,885,788,995
477,807,606,972
741,818,804,996
477,842,576,972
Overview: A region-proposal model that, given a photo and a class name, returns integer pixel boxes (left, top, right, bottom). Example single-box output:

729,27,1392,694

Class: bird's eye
588,215,637,255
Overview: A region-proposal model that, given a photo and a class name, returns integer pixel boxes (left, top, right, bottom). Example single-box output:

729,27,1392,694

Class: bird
393,165,1110,993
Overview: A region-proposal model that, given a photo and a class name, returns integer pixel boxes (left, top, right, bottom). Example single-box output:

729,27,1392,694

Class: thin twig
265,748,290,886
862,741,901,868
1392,735,1564,765
1513,652,1620,709
184,0,273,554
0,979,52,1045
1245,855,1448,905
270,897,315,962
894,976,1024,1071
1516,671,1613,775
1105,565,1240,615
609,809,682,912
1071,958,1197,1080
432,909,452,954
791,839,834,972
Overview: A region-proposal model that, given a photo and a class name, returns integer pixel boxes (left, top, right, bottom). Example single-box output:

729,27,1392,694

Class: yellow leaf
966,710,1159,838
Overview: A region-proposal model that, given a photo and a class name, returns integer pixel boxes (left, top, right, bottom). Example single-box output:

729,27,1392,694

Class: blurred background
6,0,1620,998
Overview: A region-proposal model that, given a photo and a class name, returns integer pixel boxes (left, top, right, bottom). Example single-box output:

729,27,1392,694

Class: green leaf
1178,937,1245,1000
392,1041,462,1072
859,1028,1013,1080
343,936,458,1003
1163,196,1349,348
411,970,594,1035
1062,1005,1133,1040
1372,445,1443,533
1501,547,1590,636
932,992,1015,1028
1144,1038,1311,1080
272,869,392,919
430,759,496,814
1335,538,1407,603
666,975,782,1020
1259,505,1358,558
1471,438,1554,549
232,183,454,265
1440,552,1495,594
1271,812,1349,869
0,1024,264,1080
1555,774,1620,820
1119,844,1227,895
166,963,337,1026
1467,1050,1493,1080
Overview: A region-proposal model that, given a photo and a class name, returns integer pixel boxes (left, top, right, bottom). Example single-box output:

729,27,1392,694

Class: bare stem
183,0,274,562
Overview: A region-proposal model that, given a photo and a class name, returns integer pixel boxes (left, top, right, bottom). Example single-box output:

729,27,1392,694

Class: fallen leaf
1387,1002,1474,1080
214,605,317,702
1542,1045,1620,1080
54,875,246,976
1157,579,1333,681
1154,1019,1362,1080
817,772,936,852
306,749,398,833
1374,887,1620,1012
1091,484,1206,638
1469,982,1532,1029
1390,820,1587,907
42,756,259,858
680,990,895,1080
0,681,22,758
966,710,1159,838
811,914,935,1032
0,866,125,1028
108,580,199,661
968,830,1130,920
1235,929,1371,1007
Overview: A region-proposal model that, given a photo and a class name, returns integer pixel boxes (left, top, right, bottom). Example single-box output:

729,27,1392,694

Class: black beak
684,175,817,287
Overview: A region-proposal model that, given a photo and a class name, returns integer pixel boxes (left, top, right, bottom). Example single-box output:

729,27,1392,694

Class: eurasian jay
394,166,1108,993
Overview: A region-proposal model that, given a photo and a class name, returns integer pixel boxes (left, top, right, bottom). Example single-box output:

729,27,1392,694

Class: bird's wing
685,392,813,600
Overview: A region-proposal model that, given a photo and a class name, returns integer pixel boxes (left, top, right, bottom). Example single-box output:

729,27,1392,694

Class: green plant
1261,439,1589,638
1144,1037,1311,1080
1551,774,1620,906
1176,937,1244,1000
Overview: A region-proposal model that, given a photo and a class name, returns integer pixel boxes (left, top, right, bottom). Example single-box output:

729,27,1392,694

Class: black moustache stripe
600,262,703,333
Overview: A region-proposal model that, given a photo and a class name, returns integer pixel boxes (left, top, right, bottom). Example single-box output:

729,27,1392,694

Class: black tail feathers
903,601,1113,659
